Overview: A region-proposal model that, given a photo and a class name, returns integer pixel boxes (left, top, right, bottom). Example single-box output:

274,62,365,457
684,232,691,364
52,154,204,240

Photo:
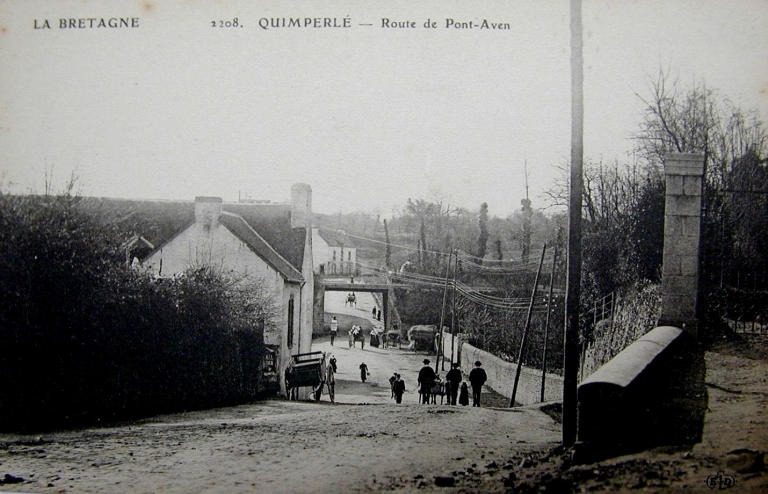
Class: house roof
223,203,306,272
219,212,303,283
317,228,356,248
78,197,307,275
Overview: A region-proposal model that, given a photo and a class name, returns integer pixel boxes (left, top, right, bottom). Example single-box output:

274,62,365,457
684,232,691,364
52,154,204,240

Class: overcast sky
1,0,766,217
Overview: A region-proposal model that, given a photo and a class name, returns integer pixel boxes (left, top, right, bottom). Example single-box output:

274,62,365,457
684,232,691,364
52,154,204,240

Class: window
287,295,295,348
348,251,351,261
332,250,336,261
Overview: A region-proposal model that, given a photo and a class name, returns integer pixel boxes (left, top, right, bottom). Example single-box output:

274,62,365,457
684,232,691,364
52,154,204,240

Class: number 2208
211,18,240,28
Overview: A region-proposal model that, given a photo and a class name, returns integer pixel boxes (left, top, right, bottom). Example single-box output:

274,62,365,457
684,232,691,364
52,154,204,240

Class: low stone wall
577,325,703,459
440,332,563,405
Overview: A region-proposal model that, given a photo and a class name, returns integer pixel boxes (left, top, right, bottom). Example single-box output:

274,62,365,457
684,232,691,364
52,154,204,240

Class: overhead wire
317,227,453,258
349,244,555,312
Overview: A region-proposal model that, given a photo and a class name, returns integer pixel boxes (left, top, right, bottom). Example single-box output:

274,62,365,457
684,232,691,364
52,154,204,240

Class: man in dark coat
468,360,487,407
417,359,436,404
359,362,369,382
393,374,406,404
445,363,462,405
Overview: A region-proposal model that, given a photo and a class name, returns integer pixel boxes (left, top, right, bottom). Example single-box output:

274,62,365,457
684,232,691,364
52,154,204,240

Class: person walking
359,362,369,383
389,373,397,399
393,374,406,404
329,355,337,373
459,382,469,406
445,363,462,405
469,360,488,407
417,359,437,405
326,359,336,403
329,316,338,346
348,326,356,348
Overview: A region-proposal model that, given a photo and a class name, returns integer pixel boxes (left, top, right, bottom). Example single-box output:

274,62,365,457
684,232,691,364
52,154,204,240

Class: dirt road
0,338,559,493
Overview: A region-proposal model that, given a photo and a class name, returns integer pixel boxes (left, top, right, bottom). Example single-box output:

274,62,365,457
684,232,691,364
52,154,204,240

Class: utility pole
449,250,459,367
436,251,452,373
540,239,559,402
510,245,546,406
563,0,584,448
521,161,532,264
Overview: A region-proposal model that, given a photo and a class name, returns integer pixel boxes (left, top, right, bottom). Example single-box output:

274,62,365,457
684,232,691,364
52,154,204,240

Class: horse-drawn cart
285,351,326,401
385,330,401,349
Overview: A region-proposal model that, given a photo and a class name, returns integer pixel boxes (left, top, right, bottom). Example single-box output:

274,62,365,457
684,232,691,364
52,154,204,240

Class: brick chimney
290,183,312,229
195,196,222,230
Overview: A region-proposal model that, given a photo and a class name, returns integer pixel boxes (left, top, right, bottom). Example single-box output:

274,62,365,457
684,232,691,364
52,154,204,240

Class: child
359,362,369,383
459,382,469,406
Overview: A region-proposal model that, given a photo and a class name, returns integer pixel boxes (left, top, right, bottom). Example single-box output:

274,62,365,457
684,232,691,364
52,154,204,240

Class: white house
312,228,357,276
142,184,315,396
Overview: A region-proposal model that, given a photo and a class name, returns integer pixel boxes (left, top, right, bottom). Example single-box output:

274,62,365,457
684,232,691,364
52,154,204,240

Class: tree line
330,70,767,368
0,192,277,430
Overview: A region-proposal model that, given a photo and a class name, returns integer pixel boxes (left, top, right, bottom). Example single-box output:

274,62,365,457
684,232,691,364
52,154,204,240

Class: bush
581,282,661,377
0,194,269,430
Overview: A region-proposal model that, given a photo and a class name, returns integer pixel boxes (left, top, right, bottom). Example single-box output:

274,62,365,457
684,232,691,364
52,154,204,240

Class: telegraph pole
510,245,546,407
540,239,559,402
436,251,452,372
563,0,584,447
449,250,459,366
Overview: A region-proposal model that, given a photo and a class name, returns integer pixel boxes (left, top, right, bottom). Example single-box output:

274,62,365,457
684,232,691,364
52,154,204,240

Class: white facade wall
312,228,331,271
327,246,357,274
143,221,303,394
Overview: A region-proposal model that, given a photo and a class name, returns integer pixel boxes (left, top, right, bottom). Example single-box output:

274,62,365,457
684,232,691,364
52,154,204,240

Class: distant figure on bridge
372,306,377,318
359,362,369,383
445,363,462,405
418,359,437,405
393,374,406,404
469,361,488,407
377,308,381,321
330,316,338,346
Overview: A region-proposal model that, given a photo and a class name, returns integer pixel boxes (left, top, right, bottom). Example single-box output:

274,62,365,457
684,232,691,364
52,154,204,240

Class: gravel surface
0,338,559,493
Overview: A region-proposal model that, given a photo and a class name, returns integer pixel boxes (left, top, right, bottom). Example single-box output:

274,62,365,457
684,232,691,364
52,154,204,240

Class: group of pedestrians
416,359,488,407
327,353,489,407
371,307,382,321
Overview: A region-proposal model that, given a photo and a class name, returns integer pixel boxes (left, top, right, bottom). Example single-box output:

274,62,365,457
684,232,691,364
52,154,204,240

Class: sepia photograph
0,0,766,492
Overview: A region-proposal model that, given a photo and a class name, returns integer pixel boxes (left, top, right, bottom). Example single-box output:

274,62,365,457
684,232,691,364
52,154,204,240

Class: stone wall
440,332,563,405
577,326,704,459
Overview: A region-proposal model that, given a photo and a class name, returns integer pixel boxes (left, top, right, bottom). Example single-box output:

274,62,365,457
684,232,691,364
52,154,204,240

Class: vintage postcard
1,1,766,492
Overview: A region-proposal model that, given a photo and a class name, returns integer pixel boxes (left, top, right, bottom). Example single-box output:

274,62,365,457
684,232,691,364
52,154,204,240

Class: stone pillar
659,153,705,336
